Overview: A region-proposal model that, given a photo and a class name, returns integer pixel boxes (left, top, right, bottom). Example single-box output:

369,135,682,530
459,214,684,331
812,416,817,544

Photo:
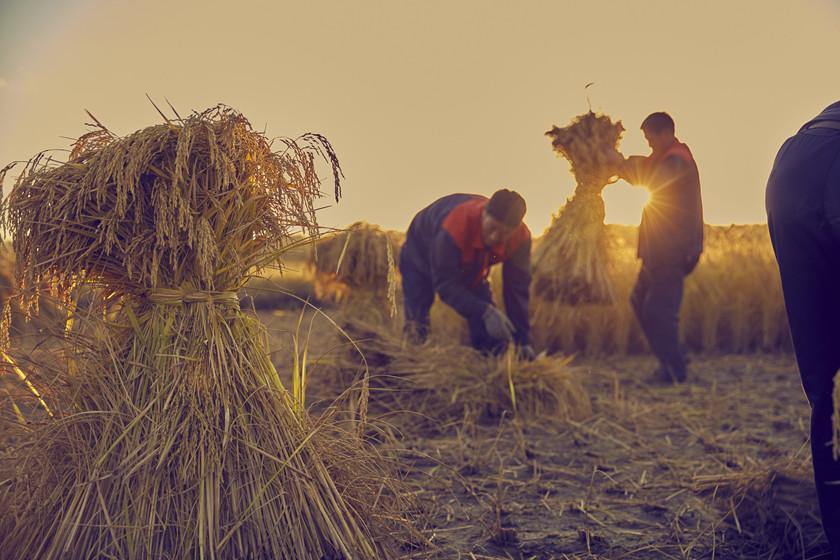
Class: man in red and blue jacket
399,189,536,359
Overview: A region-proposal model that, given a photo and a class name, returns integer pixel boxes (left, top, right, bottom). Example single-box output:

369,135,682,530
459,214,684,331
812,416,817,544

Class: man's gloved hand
518,344,537,361
481,305,515,342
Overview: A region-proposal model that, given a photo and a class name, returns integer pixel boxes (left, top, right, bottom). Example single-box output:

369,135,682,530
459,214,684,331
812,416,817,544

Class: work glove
518,344,537,362
481,305,515,343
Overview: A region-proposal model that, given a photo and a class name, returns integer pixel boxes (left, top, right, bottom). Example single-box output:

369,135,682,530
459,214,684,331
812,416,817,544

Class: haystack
0,106,413,559
535,112,624,304
334,319,591,427
309,222,400,312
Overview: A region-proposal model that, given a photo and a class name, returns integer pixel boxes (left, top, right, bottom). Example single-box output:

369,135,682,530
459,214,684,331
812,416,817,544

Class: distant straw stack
309,222,400,311
0,106,413,559
535,112,624,304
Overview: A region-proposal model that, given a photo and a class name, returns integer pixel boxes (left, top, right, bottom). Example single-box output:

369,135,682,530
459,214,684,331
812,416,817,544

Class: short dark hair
486,189,526,227
641,112,675,134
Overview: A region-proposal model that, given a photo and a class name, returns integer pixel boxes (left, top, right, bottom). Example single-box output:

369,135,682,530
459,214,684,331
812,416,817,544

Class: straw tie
147,288,240,308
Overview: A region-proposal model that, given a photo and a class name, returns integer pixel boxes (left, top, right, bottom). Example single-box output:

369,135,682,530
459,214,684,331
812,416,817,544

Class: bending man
399,189,535,360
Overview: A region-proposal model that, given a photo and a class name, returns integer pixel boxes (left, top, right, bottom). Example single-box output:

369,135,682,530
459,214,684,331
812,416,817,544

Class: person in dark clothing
766,100,840,558
618,112,704,383
399,189,536,360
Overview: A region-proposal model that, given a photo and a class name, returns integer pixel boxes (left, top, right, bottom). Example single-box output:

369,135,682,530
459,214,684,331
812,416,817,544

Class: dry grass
0,105,415,559
693,456,829,559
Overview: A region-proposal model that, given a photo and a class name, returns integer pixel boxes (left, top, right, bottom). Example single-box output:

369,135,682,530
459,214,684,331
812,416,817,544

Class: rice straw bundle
0,106,413,559
535,112,624,304
335,319,591,426
309,222,400,309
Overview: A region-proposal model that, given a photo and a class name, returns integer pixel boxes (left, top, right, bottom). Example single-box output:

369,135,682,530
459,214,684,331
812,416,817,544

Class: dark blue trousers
630,263,688,380
399,248,503,354
767,127,840,556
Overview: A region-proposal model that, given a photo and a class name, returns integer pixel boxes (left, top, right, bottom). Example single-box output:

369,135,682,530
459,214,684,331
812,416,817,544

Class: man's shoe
648,365,687,385
647,366,673,385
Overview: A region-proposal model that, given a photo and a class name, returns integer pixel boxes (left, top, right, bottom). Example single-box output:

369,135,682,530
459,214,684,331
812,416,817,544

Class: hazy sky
2,0,839,233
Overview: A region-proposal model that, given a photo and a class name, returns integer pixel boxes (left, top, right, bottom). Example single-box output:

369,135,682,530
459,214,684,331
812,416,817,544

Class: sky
1,0,839,234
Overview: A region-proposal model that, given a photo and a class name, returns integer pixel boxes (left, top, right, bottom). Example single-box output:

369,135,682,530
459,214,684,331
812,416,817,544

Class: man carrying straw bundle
766,100,840,558
618,112,704,384
399,189,536,360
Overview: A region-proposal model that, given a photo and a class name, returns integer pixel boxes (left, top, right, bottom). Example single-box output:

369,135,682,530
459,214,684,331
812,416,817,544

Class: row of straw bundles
0,106,413,559
309,222,401,309
530,224,792,355
534,112,624,305
333,318,592,428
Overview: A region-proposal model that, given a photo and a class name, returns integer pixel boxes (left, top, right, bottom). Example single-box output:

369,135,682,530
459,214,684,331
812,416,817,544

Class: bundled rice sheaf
309,222,400,309
334,319,592,426
0,106,415,559
535,112,624,305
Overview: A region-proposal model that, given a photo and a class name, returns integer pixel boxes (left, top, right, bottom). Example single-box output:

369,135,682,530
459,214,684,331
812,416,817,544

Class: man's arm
430,229,490,320
502,237,531,346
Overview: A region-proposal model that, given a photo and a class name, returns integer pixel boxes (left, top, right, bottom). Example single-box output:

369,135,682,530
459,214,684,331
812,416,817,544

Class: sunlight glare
602,180,651,225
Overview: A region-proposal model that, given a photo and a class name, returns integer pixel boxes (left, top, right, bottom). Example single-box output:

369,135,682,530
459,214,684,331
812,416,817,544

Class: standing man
766,100,840,558
618,112,704,383
399,189,536,360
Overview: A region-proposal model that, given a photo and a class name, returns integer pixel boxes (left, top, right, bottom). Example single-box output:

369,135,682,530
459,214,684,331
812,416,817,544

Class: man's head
481,189,526,246
641,112,676,153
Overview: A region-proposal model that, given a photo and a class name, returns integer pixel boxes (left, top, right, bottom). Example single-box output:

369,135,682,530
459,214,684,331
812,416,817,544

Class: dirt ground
258,309,829,560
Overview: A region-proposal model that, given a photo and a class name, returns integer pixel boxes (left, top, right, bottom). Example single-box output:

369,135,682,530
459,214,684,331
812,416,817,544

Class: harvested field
255,308,827,559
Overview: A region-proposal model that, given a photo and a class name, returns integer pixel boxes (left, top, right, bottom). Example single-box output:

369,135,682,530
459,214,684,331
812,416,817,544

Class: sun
602,180,652,225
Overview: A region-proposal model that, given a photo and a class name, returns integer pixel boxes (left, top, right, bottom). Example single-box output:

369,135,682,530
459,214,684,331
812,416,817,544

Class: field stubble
257,307,824,559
